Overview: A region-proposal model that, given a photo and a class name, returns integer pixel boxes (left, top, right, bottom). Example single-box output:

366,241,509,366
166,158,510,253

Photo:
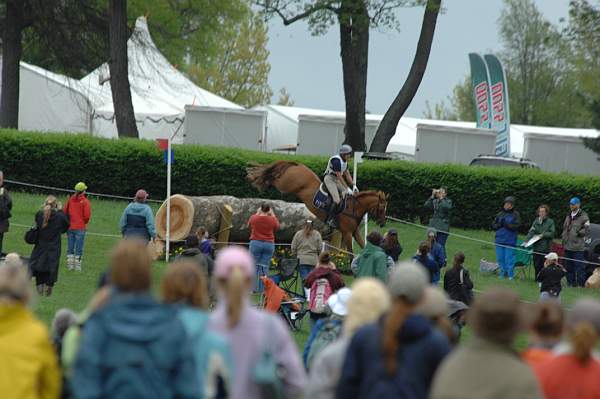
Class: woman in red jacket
247,203,279,293
63,182,91,271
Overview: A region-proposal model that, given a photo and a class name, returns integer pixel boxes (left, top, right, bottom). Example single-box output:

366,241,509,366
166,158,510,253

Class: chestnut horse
247,160,388,250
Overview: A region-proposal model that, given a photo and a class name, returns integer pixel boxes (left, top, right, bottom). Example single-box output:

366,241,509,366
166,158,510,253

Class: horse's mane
246,160,300,191
355,190,386,199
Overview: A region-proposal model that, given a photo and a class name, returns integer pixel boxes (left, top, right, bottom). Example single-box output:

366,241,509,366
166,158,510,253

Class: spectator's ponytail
382,299,411,374
42,195,58,228
226,267,244,328
570,322,597,363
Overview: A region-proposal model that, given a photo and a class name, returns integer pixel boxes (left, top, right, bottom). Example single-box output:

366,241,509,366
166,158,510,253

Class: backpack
309,278,333,314
305,317,342,369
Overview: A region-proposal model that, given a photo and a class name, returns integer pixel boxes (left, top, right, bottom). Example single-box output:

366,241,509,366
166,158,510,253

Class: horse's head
369,191,388,227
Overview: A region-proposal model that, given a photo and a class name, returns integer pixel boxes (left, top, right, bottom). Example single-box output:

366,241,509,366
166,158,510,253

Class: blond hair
110,239,152,293
345,278,390,336
2,253,23,268
570,322,598,364
161,261,209,309
217,267,246,328
0,263,32,305
42,195,58,228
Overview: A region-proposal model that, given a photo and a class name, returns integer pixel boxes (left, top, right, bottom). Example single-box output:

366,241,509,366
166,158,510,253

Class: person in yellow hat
63,182,91,271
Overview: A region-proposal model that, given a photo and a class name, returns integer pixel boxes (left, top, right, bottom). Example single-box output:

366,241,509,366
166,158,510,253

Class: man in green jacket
351,231,393,283
525,204,556,281
424,187,452,255
561,197,590,287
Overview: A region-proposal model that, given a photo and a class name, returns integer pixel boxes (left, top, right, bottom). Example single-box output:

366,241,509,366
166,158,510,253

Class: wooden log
155,195,329,243
216,204,233,249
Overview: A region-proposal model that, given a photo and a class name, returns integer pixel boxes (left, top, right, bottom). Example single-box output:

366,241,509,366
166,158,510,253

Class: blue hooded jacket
120,202,156,240
336,314,450,399
71,293,199,399
178,307,234,399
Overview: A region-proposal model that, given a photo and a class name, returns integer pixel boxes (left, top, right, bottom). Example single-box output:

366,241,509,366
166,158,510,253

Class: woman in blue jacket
336,262,451,399
161,260,233,399
492,197,521,280
71,240,198,399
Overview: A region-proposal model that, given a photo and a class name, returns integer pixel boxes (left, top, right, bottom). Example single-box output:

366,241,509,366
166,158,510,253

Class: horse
246,160,388,251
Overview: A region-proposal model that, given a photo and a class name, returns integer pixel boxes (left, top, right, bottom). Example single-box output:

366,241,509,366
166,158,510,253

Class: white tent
0,59,91,133
80,16,242,141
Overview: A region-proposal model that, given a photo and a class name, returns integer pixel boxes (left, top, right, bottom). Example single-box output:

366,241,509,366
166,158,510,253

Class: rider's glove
352,185,359,193
346,187,353,195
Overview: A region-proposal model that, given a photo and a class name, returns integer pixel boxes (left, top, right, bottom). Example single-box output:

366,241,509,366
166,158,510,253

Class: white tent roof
80,16,241,122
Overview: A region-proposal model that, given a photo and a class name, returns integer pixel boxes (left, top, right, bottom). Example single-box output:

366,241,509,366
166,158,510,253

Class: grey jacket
562,209,590,251
305,337,349,399
430,337,542,399
291,230,323,266
0,186,12,233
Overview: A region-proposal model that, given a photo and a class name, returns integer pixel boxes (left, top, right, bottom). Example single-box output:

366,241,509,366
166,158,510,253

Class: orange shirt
522,347,554,368
536,354,600,399
248,214,279,242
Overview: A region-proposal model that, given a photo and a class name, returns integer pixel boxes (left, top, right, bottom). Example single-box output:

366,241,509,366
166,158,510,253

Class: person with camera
492,196,521,280
424,187,452,254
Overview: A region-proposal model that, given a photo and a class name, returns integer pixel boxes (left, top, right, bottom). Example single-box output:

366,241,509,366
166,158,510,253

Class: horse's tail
246,160,299,191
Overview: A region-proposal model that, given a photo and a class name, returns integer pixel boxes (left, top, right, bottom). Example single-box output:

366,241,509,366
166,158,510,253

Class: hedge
1,129,599,235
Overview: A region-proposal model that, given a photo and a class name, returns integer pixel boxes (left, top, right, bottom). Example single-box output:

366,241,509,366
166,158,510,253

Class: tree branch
256,0,339,25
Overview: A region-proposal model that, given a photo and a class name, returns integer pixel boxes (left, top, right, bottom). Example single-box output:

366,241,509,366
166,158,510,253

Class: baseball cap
568,299,600,334
427,228,437,237
327,287,352,316
135,189,149,201
387,228,398,236
74,182,87,192
570,197,581,206
504,196,516,205
387,262,429,305
544,252,559,261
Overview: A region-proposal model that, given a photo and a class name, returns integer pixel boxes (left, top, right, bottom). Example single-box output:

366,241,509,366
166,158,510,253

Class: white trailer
296,114,381,155
415,124,497,164
523,132,600,175
183,106,267,151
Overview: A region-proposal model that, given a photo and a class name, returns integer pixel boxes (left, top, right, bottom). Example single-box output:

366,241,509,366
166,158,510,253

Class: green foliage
187,7,272,107
2,130,600,234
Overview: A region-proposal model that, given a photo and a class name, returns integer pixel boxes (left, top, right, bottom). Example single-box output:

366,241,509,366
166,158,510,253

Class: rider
323,144,357,224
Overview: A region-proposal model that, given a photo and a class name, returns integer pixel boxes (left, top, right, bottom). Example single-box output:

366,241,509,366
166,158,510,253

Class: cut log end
155,194,195,241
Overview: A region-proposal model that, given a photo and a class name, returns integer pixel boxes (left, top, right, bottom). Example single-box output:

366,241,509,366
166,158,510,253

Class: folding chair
274,257,304,299
514,240,533,280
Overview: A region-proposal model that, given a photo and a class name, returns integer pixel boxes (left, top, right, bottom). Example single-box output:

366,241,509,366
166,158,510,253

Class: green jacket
562,209,590,252
525,217,555,253
424,197,452,233
354,242,389,283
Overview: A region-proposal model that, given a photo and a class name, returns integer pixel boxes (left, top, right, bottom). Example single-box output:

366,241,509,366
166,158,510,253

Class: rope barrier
5,179,164,203
386,216,600,267
11,222,122,239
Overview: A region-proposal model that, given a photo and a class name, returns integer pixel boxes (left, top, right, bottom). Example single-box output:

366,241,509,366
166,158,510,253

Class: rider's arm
334,171,349,188
343,170,354,186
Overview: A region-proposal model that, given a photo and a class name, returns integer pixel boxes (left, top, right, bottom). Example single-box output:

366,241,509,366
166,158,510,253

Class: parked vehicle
469,155,539,169
585,223,600,264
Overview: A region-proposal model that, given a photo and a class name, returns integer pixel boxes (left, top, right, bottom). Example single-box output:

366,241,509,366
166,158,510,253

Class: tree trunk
369,0,442,152
155,195,329,243
0,1,25,129
339,0,369,151
108,0,139,138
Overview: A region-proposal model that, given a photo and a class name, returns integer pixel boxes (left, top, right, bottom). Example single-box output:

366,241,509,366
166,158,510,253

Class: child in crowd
537,252,567,302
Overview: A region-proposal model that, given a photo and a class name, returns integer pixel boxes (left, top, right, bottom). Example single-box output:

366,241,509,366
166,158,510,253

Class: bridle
341,191,387,225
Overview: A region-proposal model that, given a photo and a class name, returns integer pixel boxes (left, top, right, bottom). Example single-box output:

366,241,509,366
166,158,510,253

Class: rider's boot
326,201,340,228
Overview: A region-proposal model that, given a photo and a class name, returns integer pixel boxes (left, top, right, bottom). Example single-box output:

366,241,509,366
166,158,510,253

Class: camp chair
260,276,307,331
272,257,304,299
514,239,533,280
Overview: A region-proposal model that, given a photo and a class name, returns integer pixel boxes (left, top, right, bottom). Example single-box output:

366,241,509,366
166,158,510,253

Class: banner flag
468,53,492,129
484,54,511,156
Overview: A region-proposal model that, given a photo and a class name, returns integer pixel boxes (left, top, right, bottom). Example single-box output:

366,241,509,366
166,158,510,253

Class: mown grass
3,191,599,350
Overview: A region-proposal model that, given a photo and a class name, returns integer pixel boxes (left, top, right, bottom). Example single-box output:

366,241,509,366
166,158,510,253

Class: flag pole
165,121,184,263
165,135,172,262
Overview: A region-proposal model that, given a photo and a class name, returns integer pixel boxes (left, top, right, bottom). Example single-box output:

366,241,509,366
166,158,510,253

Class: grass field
3,191,600,350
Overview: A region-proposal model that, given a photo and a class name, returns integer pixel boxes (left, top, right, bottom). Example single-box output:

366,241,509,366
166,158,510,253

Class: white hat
545,252,559,261
327,287,352,316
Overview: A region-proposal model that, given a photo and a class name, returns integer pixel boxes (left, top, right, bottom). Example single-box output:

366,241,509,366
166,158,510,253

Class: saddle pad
313,188,330,211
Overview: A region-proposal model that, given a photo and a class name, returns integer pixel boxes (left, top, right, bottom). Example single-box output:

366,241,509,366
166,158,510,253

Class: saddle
313,184,347,216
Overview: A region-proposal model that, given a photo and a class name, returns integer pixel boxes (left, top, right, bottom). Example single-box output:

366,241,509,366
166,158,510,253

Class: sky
266,0,571,118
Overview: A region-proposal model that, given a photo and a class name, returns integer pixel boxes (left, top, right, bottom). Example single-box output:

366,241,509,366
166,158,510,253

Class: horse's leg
342,232,354,254
353,228,365,249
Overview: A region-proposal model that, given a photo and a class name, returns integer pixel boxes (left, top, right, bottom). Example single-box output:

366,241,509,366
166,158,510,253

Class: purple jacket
208,299,306,399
